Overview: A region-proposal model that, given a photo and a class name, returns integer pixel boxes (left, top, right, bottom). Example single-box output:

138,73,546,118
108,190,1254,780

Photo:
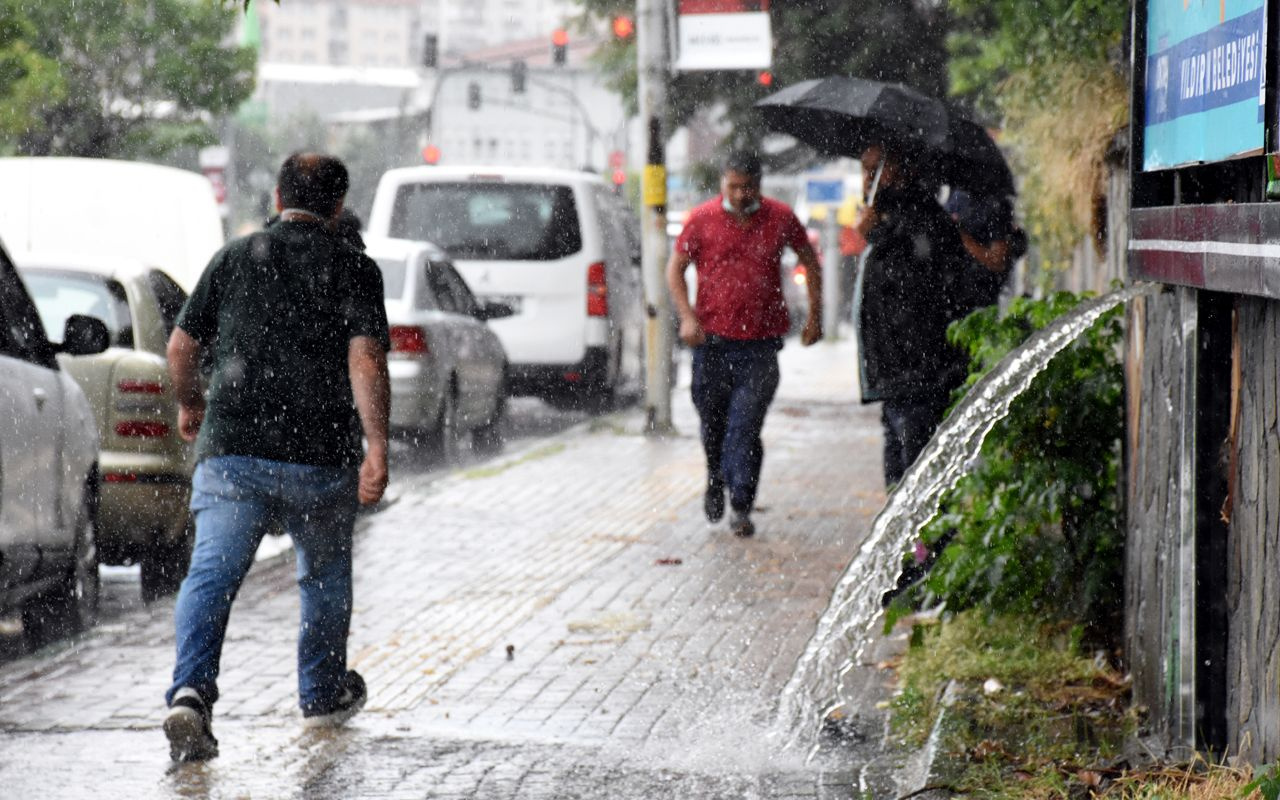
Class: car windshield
375,258,407,300
389,182,582,261
23,269,133,347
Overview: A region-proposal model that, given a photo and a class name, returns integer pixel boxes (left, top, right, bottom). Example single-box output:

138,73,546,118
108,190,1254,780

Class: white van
367,166,644,408
0,157,224,293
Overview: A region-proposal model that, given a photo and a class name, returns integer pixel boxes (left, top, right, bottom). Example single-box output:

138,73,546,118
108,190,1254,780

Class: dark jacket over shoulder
857,184,989,402
176,219,390,468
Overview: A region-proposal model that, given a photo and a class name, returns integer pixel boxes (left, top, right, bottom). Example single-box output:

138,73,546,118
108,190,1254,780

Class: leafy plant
1243,762,1280,800
891,291,1125,639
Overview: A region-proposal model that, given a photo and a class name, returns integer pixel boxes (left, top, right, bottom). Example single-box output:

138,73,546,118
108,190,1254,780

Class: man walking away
667,150,823,538
162,153,391,762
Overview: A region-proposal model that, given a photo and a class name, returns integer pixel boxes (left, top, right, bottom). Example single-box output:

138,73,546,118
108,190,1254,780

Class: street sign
805,178,844,204
675,0,772,71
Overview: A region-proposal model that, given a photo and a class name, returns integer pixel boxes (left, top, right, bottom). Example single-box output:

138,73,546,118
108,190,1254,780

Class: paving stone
0,338,899,797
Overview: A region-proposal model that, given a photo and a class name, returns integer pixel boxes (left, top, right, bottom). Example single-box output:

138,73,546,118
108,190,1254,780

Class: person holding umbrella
667,150,823,538
853,143,987,487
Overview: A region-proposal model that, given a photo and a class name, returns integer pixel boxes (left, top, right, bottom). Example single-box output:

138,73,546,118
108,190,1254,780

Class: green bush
895,291,1125,637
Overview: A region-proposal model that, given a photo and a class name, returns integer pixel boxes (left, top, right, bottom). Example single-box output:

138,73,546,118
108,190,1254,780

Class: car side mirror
474,301,514,322
59,314,111,356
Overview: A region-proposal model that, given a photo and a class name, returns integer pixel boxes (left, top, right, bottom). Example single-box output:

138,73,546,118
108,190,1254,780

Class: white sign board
675,12,772,71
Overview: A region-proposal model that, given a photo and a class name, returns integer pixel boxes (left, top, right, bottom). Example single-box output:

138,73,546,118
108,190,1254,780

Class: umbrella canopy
755,76,1014,197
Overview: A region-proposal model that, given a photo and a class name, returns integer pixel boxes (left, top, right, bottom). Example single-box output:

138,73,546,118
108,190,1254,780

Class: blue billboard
1143,0,1266,171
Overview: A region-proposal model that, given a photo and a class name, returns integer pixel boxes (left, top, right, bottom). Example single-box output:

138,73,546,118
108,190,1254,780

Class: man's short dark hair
724,150,763,179
278,152,350,217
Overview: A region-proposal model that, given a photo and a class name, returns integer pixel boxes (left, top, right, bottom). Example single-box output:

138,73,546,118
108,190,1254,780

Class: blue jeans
166,456,359,713
691,338,782,514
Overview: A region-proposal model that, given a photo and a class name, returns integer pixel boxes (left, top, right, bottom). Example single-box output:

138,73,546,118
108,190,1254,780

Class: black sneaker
730,510,755,538
302,670,367,728
704,481,726,523
164,687,219,762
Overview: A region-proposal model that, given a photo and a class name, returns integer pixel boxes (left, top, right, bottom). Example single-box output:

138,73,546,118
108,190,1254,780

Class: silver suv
0,238,109,640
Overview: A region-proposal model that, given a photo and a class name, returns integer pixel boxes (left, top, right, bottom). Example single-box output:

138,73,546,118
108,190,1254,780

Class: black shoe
730,510,755,538
704,481,725,523
165,687,219,762
302,670,367,728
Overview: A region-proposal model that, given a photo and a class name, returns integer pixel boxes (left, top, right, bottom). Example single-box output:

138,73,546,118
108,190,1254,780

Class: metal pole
638,0,674,435
821,211,840,341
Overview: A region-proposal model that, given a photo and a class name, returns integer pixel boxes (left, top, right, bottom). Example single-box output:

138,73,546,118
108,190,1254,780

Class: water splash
774,282,1158,755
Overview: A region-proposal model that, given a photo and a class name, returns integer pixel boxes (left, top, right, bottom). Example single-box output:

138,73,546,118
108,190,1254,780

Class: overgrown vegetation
948,0,1129,274
886,292,1126,643
889,612,1280,798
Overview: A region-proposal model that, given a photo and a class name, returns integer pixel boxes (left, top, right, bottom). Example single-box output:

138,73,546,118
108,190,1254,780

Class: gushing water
774,283,1157,755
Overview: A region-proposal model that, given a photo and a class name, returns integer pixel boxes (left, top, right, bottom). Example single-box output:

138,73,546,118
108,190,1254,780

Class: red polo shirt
676,195,809,340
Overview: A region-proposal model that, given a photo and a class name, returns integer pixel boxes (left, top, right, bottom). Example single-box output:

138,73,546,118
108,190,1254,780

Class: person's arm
349,335,390,505
960,232,1010,273
666,249,705,346
167,327,205,442
795,241,823,346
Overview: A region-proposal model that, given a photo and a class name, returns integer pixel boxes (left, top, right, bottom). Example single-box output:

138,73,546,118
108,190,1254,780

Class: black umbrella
755,76,1014,197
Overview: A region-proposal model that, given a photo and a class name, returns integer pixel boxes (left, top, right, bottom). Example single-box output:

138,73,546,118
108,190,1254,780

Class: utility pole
637,0,674,435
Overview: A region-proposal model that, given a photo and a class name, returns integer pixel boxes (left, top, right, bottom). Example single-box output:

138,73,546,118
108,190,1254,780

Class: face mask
723,196,761,215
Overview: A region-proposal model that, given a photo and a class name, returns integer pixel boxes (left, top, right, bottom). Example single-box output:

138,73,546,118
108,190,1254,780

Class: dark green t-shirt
177,220,391,467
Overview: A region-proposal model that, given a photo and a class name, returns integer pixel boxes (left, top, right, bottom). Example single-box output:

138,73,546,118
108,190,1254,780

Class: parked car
367,166,644,409
0,238,110,636
0,157,224,293
18,254,195,601
365,236,511,455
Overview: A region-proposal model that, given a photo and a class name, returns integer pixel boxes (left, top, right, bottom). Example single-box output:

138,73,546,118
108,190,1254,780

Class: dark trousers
691,338,781,514
881,391,953,487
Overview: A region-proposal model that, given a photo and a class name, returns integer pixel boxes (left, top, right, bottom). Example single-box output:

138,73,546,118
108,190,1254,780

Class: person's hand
358,445,389,505
856,205,879,237
678,314,706,347
177,401,205,442
800,314,823,346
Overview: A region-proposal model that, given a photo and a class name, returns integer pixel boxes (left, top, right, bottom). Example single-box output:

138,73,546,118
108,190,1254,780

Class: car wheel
140,517,193,603
23,490,100,644
424,382,462,461
472,392,506,455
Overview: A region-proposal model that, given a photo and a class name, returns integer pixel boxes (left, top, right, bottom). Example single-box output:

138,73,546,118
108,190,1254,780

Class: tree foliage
3,0,255,158
575,0,951,151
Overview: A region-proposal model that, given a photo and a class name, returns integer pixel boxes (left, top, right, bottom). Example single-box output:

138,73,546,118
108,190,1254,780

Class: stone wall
1124,287,1187,746
1227,295,1280,761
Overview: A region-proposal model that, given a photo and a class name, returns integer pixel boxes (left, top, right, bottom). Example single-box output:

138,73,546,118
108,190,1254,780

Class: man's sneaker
164,687,219,762
704,481,726,523
302,670,367,728
730,510,755,538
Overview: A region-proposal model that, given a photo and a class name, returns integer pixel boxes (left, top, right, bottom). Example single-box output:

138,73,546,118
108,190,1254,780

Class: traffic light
757,70,774,87
611,15,634,40
467,81,481,110
422,144,441,165
422,33,438,68
551,28,568,66
511,59,527,93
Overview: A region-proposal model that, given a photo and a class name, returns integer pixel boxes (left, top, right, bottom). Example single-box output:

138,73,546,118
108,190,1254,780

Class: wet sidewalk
0,337,897,798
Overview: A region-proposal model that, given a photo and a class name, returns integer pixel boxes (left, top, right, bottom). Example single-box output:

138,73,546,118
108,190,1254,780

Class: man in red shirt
666,151,822,537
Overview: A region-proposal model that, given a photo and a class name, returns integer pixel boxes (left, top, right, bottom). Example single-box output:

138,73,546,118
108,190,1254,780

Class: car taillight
116,421,170,438
117,379,166,394
389,325,429,354
793,266,807,286
587,262,608,317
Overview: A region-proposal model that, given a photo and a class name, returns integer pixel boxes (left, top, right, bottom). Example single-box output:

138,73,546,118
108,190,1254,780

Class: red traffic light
757,71,773,86
422,144,441,165
551,28,569,47
612,15,634,39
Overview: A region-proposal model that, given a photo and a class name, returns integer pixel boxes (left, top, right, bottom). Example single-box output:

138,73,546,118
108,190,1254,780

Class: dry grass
998,56,1129,272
